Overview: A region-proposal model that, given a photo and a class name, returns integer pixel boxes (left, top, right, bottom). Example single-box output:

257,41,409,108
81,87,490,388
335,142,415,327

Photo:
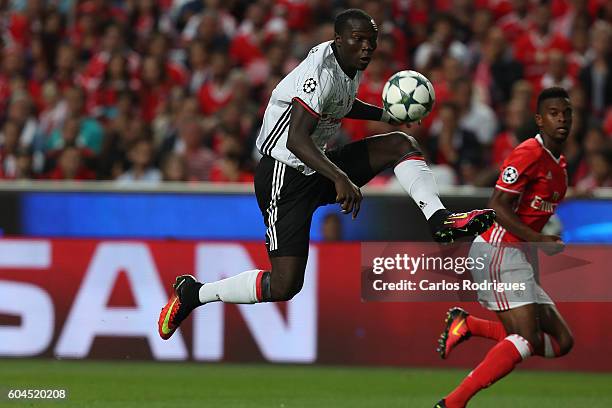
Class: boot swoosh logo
452,319,465,336
161,298,178,335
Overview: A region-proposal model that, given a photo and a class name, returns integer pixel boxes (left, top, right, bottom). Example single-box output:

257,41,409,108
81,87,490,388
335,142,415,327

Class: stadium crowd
0,0,610,191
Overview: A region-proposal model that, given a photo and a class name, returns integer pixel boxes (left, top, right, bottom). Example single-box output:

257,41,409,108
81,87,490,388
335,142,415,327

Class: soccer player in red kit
434,87,575,408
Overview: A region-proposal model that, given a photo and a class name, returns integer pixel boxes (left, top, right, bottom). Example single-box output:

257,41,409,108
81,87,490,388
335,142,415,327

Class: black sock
428,208,451,231
260,271,272,302
180,280,204,307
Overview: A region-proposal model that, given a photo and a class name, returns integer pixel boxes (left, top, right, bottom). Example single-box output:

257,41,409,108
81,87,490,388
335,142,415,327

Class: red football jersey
481,134,567,243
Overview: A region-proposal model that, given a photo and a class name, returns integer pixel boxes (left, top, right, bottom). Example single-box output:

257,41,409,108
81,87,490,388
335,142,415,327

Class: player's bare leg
536,304,574,357
439,303,573,407
268,256,308,301
158,256,307,339
362,131,495,242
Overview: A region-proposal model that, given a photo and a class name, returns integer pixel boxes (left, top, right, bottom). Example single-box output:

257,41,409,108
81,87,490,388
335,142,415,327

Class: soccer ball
382,70,435,123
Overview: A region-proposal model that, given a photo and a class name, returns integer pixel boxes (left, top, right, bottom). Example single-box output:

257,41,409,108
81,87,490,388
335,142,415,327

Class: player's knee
270,277,303,301
389,131,420,156
271,284,301,301
557,333,574,356
515,330,542,353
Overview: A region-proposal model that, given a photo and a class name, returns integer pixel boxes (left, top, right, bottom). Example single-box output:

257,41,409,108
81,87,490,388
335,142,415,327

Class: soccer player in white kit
158,9,495,341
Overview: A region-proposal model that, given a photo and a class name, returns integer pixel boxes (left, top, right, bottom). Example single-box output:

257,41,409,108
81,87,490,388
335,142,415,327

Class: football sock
541,333,561,358
393,155,446,219
445,334,532,408
198,270,271,304
467,315,507,341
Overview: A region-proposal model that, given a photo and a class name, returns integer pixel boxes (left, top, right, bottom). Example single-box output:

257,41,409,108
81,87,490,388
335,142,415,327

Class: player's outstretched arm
345,99,408,125
287,99,362,218
344,98,384,121
489,189,564,254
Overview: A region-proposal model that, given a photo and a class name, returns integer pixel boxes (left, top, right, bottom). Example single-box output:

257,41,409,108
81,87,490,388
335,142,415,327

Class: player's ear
334,32,342,47
534,113,543,127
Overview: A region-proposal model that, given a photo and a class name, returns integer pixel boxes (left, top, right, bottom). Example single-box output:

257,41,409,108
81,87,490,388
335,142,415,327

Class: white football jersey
256,41,363,175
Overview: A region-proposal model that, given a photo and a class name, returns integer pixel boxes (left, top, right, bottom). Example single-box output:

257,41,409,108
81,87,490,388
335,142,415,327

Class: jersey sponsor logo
530,195,558,213
303,78,317,93
501,166,519,184
546,171,553,180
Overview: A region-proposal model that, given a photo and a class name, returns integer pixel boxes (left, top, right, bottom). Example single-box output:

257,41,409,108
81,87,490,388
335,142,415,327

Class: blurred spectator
139,56,173,122
578,21,612,118
571,125,609,185
451,80,499,145
53,44,79,92
6,90,38,150
320,212,343,242
467,8,494,66
197,50,235,115
161,153,188,182
514,2,572,84
116,138,162,184
175,118,216,181
187,40,211,93
89,53,139,118
229,3,268,68
491,98,530,168
567,25,590,77
7,0,47,48
510,79,536,110
576,147,612,192
81,23,140,90
209,129,254,183
540,49,576,91
473,27,523,108
181,1,236,43
362,0,409,70
497,0,531,44
554,0,594,39
46,146,96,181
427,102,483,184
47,87,103,154
414,13,469,71
146,32,188,86
0,121,24,179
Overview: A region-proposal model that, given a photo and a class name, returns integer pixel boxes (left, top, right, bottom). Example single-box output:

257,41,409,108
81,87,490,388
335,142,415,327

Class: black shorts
254,139,377,257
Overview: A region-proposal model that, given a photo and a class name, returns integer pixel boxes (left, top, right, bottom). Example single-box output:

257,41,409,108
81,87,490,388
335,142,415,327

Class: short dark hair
536,87,570,113
334,9,374,34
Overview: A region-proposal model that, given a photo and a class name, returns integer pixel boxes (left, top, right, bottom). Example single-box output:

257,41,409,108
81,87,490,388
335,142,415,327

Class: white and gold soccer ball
382,70,435,123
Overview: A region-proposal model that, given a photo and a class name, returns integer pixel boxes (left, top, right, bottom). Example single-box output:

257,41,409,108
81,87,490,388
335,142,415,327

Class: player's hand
537,234,565,255
334,174,362,219
381,111,421,128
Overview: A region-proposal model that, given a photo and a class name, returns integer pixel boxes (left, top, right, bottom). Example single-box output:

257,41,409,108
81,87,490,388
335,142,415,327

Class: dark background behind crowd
0,0,610,192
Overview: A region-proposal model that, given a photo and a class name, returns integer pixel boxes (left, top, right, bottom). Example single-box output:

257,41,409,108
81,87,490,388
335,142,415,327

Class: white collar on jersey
535,134,561,164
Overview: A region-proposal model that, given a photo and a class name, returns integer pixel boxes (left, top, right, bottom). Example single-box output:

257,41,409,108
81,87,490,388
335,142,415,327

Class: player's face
535,98,572,143
335,18,378,72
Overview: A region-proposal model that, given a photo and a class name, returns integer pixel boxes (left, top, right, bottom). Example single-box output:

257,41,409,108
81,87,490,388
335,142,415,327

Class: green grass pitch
1,359,611,407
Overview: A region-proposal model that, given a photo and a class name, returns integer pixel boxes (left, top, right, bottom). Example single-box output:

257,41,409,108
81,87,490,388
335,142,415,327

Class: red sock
466,315,506,341
445,335,532,408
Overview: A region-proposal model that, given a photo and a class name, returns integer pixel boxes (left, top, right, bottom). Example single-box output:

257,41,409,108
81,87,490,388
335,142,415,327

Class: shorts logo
502,166,519,184
303,78,317,93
